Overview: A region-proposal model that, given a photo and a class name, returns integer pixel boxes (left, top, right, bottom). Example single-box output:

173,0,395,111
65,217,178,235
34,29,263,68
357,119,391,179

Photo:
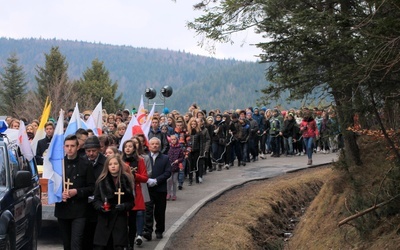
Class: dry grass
166,167,331,250
287,136,400,249
167,135,400,250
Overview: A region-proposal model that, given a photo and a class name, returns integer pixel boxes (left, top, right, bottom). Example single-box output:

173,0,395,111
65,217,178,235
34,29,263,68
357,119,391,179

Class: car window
0,146,7,188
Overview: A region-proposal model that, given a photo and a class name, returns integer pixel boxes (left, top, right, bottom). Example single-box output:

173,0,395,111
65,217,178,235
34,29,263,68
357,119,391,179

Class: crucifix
65,178,74,193
114,188,125,205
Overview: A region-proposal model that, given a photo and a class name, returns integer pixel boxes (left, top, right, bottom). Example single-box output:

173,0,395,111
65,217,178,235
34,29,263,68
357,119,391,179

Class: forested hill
0,37,280,112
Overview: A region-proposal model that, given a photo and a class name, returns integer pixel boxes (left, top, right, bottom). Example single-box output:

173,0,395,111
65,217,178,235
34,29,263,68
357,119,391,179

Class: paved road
38,153,337,249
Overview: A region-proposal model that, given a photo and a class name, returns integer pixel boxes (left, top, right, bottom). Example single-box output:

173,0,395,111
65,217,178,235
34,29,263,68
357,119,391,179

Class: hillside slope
0,37,295,112
167,136,400,249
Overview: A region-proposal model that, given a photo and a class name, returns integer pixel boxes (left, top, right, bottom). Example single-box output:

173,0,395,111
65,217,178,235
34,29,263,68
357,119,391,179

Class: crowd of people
3,103,342,250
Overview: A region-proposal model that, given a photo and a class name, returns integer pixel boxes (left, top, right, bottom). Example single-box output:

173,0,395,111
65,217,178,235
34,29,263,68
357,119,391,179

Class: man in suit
35,121,54,165
142,137,171,241
55,135,95,250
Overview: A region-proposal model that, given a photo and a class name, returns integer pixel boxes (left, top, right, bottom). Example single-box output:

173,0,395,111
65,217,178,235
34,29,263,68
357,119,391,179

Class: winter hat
84,136,101,149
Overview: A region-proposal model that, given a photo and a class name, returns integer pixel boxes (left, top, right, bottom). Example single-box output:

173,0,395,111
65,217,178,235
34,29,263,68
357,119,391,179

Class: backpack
271,118,280,133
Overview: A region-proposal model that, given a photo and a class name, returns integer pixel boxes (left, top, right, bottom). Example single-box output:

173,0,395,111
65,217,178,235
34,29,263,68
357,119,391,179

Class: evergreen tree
35,46,76,118
35,46,69,101
188,0,394,165
76,59,124,113
0,53,28,116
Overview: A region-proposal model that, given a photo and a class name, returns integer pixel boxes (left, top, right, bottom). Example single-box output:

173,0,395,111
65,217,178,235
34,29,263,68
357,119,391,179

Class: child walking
167,134,184,200
92,155,135,250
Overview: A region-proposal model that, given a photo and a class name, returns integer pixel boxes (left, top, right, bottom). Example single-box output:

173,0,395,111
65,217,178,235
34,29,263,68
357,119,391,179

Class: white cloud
0,0,262,61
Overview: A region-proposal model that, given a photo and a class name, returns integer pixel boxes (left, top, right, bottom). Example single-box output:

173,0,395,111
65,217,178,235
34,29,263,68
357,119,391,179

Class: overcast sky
0,0,262,61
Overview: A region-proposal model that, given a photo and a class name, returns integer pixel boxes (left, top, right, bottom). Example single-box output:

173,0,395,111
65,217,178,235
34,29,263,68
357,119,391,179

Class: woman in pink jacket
299,109,319,165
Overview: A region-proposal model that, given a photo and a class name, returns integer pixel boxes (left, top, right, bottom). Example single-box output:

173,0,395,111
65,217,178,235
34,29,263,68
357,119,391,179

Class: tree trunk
333,90,362,166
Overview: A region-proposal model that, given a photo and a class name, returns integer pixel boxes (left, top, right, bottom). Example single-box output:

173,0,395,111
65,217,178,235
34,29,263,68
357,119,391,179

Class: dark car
0,123,42,249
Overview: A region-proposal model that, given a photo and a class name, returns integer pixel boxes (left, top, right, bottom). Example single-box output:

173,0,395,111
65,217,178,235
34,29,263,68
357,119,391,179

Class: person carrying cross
54,134,95,250
92,155,135,249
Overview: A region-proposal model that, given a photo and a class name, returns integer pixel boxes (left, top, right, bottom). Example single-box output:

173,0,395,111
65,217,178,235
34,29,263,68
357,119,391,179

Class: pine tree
76,59,125,113
35,46,76,118
0,53,28,116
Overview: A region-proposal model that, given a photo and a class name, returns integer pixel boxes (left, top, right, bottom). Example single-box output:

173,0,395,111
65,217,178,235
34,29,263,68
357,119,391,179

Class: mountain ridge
0,37,280,113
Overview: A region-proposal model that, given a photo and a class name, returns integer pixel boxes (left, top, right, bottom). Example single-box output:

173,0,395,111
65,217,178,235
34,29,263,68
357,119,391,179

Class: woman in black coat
92,155,134,250
280,113,297,156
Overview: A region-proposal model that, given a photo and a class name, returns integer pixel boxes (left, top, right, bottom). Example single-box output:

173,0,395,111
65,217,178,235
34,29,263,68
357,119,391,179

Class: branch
374,165,394,205
369,90,400,162
338,194,400,227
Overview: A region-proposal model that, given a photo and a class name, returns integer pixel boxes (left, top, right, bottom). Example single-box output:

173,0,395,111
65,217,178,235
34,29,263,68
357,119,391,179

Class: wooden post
114,188,125,205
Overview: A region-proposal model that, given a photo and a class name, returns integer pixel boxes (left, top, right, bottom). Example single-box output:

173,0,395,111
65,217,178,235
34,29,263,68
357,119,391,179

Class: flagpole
62,160,65,191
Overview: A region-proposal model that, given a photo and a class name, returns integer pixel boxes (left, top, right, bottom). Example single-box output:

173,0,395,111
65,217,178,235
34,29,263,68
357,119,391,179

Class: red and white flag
137,95,147,125
18,121,34,161
86,98,103,136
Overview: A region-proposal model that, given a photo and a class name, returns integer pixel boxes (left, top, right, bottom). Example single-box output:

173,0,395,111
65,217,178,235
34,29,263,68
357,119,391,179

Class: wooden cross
65,178,74,193
114,188,125,205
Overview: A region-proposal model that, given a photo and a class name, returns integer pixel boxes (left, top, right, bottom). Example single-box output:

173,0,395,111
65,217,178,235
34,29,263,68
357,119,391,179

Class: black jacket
86,152,107,222
92,173,134,247
282,119,297,139
54,155,95,219
35,136,52,165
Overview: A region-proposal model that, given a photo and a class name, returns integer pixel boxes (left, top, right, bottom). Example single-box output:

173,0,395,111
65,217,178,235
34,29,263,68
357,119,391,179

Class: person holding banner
92,155,134,249
54,134,95,250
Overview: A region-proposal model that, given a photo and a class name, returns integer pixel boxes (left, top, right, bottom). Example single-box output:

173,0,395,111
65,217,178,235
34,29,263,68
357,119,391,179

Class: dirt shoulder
166,166,332,250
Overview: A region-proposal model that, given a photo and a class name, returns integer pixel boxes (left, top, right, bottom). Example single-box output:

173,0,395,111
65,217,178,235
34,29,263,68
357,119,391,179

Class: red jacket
300,118,318,138
124,157,148,211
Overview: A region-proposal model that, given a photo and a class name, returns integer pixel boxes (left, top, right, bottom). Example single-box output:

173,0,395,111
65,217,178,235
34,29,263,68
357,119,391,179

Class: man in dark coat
229,113,244,166
82,135,107,250
55,135,95,250
142,137,171,241
246,111,259,162
148,117,169,154
35,121,54,165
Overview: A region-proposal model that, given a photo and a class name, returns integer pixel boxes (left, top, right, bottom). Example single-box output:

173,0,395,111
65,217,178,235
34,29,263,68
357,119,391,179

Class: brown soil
166,166,331,250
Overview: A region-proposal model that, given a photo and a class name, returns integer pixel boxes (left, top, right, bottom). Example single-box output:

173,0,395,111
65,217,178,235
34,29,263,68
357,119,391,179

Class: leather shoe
156,233,163,239
142,231,152,241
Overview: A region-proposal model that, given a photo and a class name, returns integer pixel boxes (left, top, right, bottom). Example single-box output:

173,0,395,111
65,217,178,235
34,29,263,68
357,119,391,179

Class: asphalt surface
38,152,337,249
